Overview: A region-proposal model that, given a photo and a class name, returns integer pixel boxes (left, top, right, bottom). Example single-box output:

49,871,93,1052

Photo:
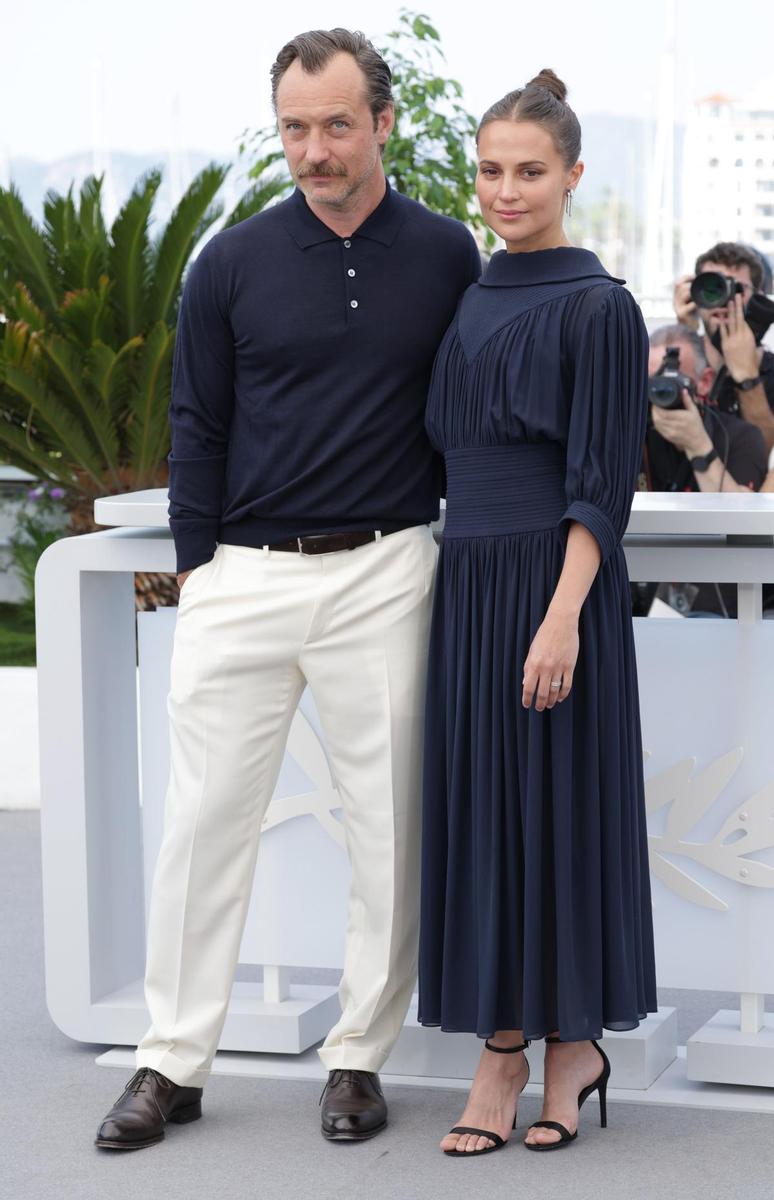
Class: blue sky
3,0,774,161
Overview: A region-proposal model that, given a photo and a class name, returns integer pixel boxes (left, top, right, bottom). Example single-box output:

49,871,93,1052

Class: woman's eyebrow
479,159,548,167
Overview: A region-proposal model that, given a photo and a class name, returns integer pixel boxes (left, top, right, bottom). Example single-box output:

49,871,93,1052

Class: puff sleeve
560,284,649,563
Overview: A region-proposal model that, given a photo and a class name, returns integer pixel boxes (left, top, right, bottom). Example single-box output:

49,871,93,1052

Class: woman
417,69,658,1155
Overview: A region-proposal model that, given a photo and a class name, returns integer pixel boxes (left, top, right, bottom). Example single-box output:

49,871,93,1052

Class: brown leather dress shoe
94,1067,203,1150
320,1069,388,1141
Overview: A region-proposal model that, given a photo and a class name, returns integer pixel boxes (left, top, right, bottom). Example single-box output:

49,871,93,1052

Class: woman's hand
522,610,579,711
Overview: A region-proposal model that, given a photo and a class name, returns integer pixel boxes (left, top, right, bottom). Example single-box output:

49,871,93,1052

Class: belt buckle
297,534,329,555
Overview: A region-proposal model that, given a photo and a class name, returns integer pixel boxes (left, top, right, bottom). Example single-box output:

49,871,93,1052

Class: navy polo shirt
167,181,481,572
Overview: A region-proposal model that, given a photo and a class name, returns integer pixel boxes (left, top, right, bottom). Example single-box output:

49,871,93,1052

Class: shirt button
347,268,356,277
343,239,352,248
350,299,359,309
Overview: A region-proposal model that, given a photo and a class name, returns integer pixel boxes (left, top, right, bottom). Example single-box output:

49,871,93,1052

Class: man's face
649,343,697,384
276,52,393,210
696,260,755,338
648,342,712,401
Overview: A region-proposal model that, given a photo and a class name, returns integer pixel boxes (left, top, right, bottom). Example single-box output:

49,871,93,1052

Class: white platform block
92,977,340,1056
95,1044,774,1116
383,1000,677,1090
687,1010,774,1087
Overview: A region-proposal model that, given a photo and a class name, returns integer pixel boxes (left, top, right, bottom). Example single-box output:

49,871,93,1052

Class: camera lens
648,378,681,408
690,271,739,309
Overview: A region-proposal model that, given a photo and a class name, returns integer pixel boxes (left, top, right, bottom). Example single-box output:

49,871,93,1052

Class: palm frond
148,163,228,324
87,336,143,421
126,320,174,483
59,277,115,347
2,362,107,487
0,415,76,482
109,168,161,341
37,332,121,480
0,185,60,314
221,172,290,230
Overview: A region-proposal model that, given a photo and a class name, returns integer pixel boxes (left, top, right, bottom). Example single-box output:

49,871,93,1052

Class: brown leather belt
266,524,415,554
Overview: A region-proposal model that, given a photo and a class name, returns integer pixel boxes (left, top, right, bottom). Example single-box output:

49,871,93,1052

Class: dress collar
479,246,624,288
281,180,407,249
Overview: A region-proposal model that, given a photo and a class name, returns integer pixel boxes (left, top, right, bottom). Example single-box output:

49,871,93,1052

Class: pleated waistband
443,443,568,538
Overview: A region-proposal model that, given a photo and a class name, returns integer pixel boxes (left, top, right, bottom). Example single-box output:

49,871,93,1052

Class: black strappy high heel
444,1038,531,1157
525,1035,610,1152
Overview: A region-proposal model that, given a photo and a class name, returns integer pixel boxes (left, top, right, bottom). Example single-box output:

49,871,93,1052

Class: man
645,324,767,495
95,28,479,1150
673,241,774,452
635,324,767,617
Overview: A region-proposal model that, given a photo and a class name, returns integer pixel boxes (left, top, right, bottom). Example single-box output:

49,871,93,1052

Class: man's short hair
270,28,393,122
695,242,764,292
649,324,709,377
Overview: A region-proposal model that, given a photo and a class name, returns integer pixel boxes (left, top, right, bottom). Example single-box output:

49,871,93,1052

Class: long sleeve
167,240,235,573
560,285,649,563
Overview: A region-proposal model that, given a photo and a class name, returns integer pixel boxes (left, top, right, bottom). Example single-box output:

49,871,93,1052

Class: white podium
34,491,774,1106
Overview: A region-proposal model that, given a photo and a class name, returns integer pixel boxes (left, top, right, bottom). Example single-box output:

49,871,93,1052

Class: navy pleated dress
417,246,658,1042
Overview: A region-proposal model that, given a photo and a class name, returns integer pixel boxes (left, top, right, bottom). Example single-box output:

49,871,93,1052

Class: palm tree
0,165,287,609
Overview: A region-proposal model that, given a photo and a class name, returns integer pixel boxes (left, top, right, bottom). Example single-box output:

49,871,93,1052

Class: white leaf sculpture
645,747,774,911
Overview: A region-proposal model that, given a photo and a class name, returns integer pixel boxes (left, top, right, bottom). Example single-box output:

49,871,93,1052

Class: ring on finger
549,679,562,690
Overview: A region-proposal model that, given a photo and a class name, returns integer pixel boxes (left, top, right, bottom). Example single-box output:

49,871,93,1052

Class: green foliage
381,11,480,227
1,481,69,606
0,601,36,666
0,164,286,509
241,9,487,238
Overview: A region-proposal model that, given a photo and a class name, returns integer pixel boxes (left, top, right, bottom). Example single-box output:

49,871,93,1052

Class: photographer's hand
652,388,752,492
673,274,700,331
718,292,760,383
719,293,774,452
651,388,712,457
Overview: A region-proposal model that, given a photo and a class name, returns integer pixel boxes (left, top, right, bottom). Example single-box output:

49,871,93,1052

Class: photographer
645,325,767,494
636,326,767,617
673,242,774,451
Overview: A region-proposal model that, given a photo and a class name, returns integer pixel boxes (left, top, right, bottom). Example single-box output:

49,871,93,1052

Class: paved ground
4,809,774,1200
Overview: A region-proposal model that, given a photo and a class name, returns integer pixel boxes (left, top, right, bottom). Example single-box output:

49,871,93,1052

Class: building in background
681,79,774,278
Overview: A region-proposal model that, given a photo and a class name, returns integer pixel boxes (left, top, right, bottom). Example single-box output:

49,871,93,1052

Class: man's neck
304,168,388,239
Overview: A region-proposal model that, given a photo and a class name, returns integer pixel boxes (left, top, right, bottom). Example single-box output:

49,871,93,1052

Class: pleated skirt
417,443,658,1041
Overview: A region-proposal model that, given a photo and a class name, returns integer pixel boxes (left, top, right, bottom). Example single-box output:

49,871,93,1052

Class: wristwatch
734,374,762,391
689,447,718,472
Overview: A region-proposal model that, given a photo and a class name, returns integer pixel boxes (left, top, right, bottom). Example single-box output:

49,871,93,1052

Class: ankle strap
484,1038,530,1053
545,1035,562,1043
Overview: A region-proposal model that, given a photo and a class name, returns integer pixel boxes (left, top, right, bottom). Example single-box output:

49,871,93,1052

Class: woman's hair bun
525,68,567,103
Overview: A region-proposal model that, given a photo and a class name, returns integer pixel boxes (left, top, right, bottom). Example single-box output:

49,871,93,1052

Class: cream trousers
135,524,438,1086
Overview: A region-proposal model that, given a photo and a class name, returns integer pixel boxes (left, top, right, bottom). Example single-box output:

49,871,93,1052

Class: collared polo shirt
167,181,481,572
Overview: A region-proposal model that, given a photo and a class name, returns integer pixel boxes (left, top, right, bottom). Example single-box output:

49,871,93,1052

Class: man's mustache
296,164,348,179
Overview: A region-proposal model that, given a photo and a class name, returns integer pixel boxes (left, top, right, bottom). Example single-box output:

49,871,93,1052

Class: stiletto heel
525,1036,611,1152
444,1038,531,1158
598,1075,608,1128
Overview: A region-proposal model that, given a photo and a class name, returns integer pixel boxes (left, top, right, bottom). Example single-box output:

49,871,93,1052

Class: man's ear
376,103,395,145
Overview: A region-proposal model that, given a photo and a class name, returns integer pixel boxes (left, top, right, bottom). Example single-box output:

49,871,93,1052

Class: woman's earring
565,188,574,218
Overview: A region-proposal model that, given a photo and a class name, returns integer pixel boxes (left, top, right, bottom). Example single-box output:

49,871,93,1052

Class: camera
690,271,743,309
690,270,774,349
648,346,697,411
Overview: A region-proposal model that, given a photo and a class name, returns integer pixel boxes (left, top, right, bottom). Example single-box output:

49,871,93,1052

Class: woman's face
475,119,583,252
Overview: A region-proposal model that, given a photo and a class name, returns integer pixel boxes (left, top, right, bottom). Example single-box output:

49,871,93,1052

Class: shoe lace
126,1067,161,1097
318,1069,377,1105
